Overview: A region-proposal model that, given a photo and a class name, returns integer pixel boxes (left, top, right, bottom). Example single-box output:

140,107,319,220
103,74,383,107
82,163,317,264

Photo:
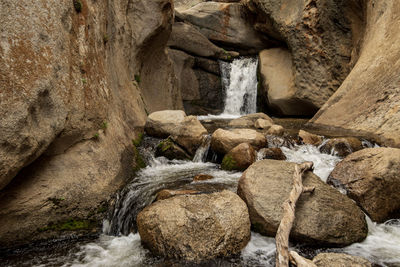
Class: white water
193,135,211,162
198,57,258,120
344,218,400,267
281,144,341,182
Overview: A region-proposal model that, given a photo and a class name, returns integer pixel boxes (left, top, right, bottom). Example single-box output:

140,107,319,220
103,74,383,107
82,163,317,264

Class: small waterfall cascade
220,57,259,116
193,135,211,162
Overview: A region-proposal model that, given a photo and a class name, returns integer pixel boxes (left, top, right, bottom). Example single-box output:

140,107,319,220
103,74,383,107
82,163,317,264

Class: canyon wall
0,0,182,247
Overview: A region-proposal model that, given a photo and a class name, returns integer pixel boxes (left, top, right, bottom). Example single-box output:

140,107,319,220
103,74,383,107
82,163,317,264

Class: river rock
179,2,272,53
328,148,400,223
320,137,363,157
137,190,251,262
307,1,400,148
155,138,191,160
211,128,267,155
222,143,256,171
145,110,187,138
237,160,368,246
172,116,208,155
156,189,199,201
299,130,324,146
313,253,372,267
193,174,214,182
266,124,284,136
257,148,286,160
254,119,274,129
229,113,274,128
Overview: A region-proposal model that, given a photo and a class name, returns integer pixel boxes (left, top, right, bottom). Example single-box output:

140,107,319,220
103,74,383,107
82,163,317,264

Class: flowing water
198,57,258,120
4,136,400,267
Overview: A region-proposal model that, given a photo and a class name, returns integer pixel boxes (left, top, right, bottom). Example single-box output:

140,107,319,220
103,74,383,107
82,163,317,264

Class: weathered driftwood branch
275,161,317,267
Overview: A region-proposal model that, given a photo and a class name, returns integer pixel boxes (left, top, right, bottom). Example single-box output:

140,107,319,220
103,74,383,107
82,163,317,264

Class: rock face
237,160,368,246
179,2,274,53
168,22,236,60
245,0,362,113
137,190,251,262
211,128,267,155
313,253,372,267
319,137,363,157
0,0,181,247
308,0,400,148
259,48,317,116
169,49,224,115
221,143,256,171
328,148,400,223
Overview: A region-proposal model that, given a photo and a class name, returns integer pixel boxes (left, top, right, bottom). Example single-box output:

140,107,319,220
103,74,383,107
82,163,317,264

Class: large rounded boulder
237,160,368,246
137,190,251,262
328,147,400,223
211,128,267,155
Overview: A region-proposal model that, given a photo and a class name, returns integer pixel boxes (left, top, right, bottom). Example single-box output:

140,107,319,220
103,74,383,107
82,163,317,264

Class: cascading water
221,57,258,116
198,57,259,120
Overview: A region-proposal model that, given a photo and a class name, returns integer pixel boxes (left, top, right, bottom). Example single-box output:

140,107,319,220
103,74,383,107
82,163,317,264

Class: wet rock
155,138,191,160
222,143,256,171
257,148,286,160
254,119,273,130
145,110,187,138
266,125,284,136
266,135,298,148
211,128,267,155
328,147,400,223
169,49,224,115
229,113,274,128
313,253,372,267
193,174,214,182
320,137,363,157
237,160,368,246
137,190,251,262
156,189,199,201
172,116,208,155
299,130,323,146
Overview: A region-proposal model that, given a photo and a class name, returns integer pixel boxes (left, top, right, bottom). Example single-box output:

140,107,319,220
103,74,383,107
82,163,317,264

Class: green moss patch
221,155,237,171
132,132,144,147
133,146,146,172
73,0,83,13
39,219,96,232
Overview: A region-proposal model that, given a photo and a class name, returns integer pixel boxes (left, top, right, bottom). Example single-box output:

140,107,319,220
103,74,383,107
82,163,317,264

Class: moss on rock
221,155,237,171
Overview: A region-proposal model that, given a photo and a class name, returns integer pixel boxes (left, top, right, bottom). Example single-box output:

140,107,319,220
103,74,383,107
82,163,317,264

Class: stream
2,58,400,266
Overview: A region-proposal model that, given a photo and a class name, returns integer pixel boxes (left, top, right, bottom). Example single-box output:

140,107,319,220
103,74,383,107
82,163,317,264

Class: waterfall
221,57,258,116
193,135,211,162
